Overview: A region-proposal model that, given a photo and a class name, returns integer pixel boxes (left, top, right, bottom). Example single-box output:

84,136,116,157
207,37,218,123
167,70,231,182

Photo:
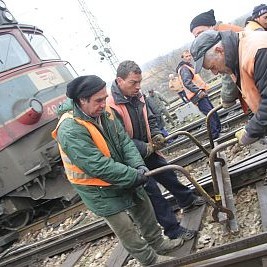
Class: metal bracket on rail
207,104,223,150
145,164,233,222
209,138,239,230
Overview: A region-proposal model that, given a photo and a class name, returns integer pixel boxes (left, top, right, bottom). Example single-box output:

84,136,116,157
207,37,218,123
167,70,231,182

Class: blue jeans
197,97,221,139
144,153,195,238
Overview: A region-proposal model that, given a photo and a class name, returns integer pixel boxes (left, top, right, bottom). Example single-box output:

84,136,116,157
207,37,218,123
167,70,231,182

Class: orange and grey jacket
215,23,243,32
238,31,267,113
245,21,265,31
52,111,111,186
108,81,162,158
177,64,209,102
106,94,152,142
220,30,267,138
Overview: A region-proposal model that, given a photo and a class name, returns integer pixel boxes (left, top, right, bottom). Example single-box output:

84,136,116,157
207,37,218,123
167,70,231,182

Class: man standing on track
52,75,184,266
107,60,206,241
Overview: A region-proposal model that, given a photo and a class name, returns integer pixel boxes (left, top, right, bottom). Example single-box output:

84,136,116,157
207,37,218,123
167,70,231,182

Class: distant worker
189,9,244,110
245,4,267,31
168,73,189,104
190,29,267,146
176,50,221,139
107,60,205,241
52,75,183,266
145,94,170,138
146,89,176,127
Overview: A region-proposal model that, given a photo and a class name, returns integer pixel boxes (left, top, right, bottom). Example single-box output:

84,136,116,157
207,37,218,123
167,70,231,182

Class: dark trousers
178,91,189,104
197,97,221,139
144,153,195,238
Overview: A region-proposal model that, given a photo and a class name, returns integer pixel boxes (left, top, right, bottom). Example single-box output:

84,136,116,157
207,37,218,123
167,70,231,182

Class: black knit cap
252,4,267,19
190,9,216,32
66,75,106,100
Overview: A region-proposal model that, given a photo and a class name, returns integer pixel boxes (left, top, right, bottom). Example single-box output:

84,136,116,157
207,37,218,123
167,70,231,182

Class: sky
6,0,264,82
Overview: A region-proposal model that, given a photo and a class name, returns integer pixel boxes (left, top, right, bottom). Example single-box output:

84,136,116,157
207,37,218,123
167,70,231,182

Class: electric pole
77,0,119,74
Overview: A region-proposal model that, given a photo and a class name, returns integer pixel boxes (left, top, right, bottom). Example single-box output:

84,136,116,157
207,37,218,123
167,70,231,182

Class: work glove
197,90,207,99
221,98,236,109
145,142,155,158
137,165,150,175
235,129,259,146
132,171,149,188
152,134,166,150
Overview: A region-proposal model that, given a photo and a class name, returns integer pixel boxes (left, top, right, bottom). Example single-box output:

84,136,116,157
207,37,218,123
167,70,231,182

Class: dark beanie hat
190,9,216,32
252,4,267,19
66,75,106,100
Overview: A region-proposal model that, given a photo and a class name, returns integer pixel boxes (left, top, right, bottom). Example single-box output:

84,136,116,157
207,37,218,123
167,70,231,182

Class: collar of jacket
72,102,110,124
177,60,193,69
111,80,144,105
220,31,239,76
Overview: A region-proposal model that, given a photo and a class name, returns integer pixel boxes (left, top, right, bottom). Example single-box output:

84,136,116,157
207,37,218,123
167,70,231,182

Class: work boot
182,196,206,213
175,226,197,241
154,254,176,264
153,237,184,255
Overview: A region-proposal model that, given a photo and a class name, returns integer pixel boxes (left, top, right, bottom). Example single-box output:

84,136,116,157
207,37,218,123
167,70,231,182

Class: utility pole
77,0,119,74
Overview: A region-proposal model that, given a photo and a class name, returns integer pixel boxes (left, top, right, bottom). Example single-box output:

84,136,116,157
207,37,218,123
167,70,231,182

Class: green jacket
56,99,146,217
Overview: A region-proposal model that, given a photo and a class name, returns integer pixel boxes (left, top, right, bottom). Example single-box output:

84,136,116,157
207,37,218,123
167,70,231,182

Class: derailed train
0,1,78,229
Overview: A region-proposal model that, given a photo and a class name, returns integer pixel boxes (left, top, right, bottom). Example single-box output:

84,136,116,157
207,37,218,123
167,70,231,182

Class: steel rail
162,109,247,154
0,220,112,267
1,149,267,266
150,232,267,266
167,127,243,167
168,102,242,134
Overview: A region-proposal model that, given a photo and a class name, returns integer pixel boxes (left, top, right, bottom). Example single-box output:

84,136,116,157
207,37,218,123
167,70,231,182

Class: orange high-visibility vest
52,110,112,186
177,64,210,100
215,23,243,32
106,94,152,142
238,31,267,113
245,21,265,31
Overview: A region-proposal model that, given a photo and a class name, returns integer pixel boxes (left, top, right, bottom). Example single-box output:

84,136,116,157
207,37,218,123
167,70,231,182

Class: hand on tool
133,167,150,187
145,142,155,158
152,134,166,150
197,90,207,99
137,165,150,175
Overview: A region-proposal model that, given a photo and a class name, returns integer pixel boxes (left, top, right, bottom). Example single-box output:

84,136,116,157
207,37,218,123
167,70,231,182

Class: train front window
24,32,60,60
0,34,29,72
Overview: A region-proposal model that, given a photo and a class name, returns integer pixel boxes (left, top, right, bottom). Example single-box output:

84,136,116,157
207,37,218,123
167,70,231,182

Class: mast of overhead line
77,0,119,74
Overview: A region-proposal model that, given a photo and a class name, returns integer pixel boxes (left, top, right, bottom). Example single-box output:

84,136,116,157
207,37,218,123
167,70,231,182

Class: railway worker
168,73,189,104
176,50,221,139
52,75,184,266
106,60,205,240
189,9,244,111
190,29,267,146
245,4,267,31
145,93,170,138
146,88,176,128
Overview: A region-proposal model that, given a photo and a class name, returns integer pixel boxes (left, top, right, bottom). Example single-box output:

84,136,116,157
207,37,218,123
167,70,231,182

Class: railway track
2,98,265,266
163,103,245,154
151,232,267,266
1,146,267,267
0,220,112,267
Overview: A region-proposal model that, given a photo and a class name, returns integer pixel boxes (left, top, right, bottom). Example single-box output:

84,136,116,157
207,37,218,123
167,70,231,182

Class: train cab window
23,32,60,60
0,34,29,72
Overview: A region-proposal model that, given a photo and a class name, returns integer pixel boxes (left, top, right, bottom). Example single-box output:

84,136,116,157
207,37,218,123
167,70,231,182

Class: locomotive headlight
30,98,43,114
14,98,43,125
3,10,14,22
